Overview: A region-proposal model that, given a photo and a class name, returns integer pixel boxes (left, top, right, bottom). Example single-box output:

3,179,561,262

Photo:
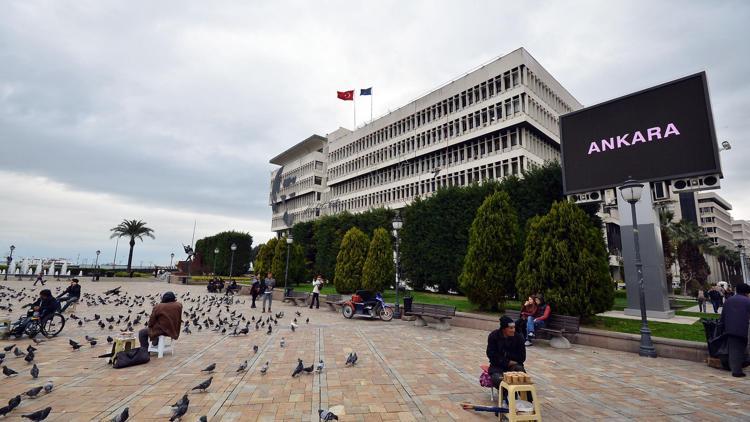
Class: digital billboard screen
560,72,721,194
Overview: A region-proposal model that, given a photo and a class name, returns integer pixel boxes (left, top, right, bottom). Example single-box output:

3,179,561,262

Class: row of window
271,208,321,230
526,69,572,116
329,127,531,197
276,160,325,184
271,191,322,214
328,156,528,214
527,96,560,136
328,94,527,180
275,175,324,200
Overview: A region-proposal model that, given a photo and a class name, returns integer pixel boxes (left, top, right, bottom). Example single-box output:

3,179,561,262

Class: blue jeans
526,317,545,339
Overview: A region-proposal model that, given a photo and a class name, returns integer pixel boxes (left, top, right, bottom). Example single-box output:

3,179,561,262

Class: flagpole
353,95,357,128
370,93,373,123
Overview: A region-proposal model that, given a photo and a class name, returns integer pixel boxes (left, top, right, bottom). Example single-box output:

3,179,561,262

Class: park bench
324,294,346,311
404,302,456,330
283,291,310,307
503,309,580,347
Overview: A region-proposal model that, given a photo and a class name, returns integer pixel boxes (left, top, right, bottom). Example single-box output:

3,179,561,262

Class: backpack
112,347,151,369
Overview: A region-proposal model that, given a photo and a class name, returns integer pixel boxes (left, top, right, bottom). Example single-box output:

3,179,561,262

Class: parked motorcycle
342,290,393,321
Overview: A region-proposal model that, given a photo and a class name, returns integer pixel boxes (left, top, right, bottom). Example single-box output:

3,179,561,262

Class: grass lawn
585,316,709,343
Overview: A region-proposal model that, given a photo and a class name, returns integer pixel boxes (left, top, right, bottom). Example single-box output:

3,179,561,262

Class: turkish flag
337,90,354,101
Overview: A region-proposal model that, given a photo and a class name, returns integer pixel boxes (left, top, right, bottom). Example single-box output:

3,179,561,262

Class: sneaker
528,332,535,338
524,340,532,347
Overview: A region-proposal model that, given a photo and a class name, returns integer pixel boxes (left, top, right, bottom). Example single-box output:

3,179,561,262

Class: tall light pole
92,250,101,281
737,243,748,283
170,252,174,269
392,211,403,319
4,245,15,281
230,243,237,280
619,179,657,358
112,237,119,270
213,248,219,276
284,235,293,295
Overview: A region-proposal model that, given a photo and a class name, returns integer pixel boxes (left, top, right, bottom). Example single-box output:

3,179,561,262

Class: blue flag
360,87,372,96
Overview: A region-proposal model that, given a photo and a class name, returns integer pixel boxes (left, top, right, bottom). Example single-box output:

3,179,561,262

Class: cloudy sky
1,1,748,267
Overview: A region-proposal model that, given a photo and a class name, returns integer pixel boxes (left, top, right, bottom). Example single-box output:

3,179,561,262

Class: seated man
57,278,81,312
14,289,60,335
486,315,526,389
226,280,239,295
137,291,182,350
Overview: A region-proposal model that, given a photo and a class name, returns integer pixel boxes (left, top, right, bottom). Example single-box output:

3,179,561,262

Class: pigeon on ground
236,360,248,372
69,339,82,350
319,408,339,420
259,361,269,375
21,406,52,421
30,364,39,379
267,325,272,335
292,359,304,377
191,376,213,392
3,365,18,376
3,344,15,352
111,406,129,422
13,347,25,357
24,386,44,398
107,336,114,344
7,395,22,410
303,362,315,373
198,416,207,422
26,345,37,353
170,402,188,421
43,381,53,393
0,405,13,417
316,359,325,373
171,394,189,409
25,351,35,363
350,352,358,365
306,318,309,324
202,363,216,373
280,338,285,348
253,345,258,354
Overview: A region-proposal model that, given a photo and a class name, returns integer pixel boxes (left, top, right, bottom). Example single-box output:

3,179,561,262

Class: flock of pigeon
0,283,350,421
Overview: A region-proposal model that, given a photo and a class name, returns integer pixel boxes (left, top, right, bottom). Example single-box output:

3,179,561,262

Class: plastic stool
148,335,175,358
499,381,541,421
109,335,137,364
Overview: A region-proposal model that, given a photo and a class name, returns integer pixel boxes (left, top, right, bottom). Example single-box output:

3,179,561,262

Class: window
314,176,322,185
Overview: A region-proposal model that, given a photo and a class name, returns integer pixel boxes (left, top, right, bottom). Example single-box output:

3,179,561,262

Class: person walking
250,274,262,308
709,286,723,313
33,274,46,286
262,272,275,313
309,275,323,309
697,289,707,313
719,283,750,377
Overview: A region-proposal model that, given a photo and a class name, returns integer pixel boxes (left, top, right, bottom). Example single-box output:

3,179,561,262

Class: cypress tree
253,237,277,276
516,201,614,319
362,227,395,292
459,190,521,310
334,227,369,293
271,236,288,282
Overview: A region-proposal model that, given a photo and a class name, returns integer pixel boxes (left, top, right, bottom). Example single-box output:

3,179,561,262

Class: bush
254,238,278,276
459,191,521,310
362,228,395,292
516,201,614,320
334,227,369,293
195,231,253,276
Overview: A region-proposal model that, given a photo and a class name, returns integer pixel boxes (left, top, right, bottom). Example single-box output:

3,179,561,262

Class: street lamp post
230,243,237,280
392,211,403,318
213,248,219,276
284,235,293,296
4,245,15,281
737,243,748,283
113,237,119,270
92,250,101,281
619,178,657,358
170,253,174,269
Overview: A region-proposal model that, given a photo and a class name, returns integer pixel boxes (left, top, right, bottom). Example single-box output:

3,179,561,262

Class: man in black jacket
720,283,750,377
486,315,526,388
57,278,81,312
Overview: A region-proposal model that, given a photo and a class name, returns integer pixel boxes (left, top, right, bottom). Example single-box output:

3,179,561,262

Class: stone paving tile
1,279,749,421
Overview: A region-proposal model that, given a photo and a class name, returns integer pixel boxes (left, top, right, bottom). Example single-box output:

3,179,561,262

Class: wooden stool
109,335,138,364
499,372,541,421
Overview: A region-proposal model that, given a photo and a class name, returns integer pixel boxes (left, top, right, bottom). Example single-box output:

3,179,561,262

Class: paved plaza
1,279,749,421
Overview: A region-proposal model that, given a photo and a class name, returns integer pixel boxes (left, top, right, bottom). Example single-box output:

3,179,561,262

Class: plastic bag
515,400,533,413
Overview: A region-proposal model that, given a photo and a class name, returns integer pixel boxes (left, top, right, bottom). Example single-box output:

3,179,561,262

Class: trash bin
95,275,100,281
403,296,413,313
181,277,188,284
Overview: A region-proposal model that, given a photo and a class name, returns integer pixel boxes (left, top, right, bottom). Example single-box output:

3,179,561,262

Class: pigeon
3,344,15,352
170,402,188,421
292,359,304,377
8,395,22,410
351,352,358,365
198,416,207,422
25,351,35,363
26,345,37,353
280,338,285,348
191,376,213,392
253,345,258,354
69,339,82,350
290,322,297,332
345,352,358,366
295,311,301,317
171,394,189,409
266,325,272,335
111,407,129,422
3,365,18,376
13,347,25,357
107,336,114,344
202,363,216,373
316,359,325,373
303,362,314,373
236,360,248,372
21,406,52,421
30,364,39,379
319,408,339,421
259,361,269,375
24,386,44,398
0,405,13,417
306,318,309,324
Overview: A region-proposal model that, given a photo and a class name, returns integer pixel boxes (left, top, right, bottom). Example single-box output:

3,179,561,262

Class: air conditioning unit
671,175,721,193
568,190,605,204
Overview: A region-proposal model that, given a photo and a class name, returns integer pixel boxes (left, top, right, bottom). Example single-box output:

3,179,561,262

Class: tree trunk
127,238,135,271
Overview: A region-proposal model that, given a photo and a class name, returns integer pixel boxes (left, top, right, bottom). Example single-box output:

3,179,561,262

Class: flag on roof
337,90,354,101
360,87,372,96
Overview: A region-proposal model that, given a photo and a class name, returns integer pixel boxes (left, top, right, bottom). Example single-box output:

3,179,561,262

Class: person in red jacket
525,293,551,346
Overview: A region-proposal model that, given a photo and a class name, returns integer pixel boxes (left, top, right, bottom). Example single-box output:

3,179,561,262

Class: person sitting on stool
57,278,81,312
138,291,182,350
486,315,526,388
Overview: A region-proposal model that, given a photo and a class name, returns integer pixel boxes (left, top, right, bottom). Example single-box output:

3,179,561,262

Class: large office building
269,47,581,233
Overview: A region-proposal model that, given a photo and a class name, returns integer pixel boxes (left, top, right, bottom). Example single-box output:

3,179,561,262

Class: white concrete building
324,47,581,215
697,191,734,248
269,135,328,233
733,219,750,247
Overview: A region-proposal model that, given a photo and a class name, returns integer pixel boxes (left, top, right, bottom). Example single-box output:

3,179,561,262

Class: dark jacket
486,329,526,372
27,297,60,317
147,301,183,341
61,284,81,298
720,294,750,338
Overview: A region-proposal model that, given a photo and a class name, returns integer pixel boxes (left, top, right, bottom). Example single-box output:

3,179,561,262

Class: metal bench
404,303,456,330
324,294,345,311
504,309,580,347
283,291,310,306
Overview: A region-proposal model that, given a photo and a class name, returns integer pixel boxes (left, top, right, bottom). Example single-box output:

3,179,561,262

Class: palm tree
110,220,155,271
670,220,713,294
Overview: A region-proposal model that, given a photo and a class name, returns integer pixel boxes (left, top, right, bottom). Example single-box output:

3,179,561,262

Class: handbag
112,347,151,369
479,370,494,388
